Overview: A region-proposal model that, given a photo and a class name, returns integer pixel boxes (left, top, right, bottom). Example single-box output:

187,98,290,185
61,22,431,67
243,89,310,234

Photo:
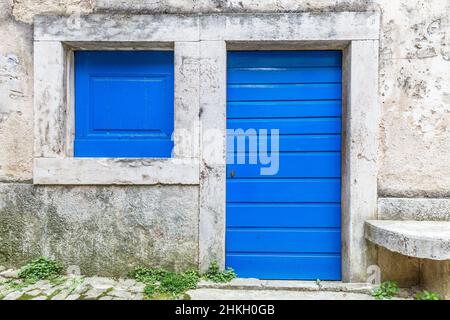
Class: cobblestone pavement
0,267,145,300
0,266,413,301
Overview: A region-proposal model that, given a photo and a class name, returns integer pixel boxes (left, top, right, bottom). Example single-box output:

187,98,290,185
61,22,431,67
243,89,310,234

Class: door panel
226,51,342,280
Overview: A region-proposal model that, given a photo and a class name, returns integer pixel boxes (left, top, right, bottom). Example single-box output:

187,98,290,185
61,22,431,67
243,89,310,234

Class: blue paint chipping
74,51,174,157
226,51,342,280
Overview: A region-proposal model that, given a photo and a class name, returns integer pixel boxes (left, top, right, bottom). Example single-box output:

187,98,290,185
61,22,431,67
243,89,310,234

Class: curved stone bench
365,220,450,260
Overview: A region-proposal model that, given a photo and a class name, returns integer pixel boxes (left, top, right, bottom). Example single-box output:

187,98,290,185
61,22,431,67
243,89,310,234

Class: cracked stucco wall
0,0,450,275
377,0,450,197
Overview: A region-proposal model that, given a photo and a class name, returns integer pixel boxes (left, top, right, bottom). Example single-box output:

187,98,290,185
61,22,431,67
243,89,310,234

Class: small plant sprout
203,261,236,283
129,262,236,299
372,281,400,300
414,290,441,300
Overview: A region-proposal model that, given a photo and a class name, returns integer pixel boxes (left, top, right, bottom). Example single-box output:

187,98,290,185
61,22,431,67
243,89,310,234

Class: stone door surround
33,12,380,282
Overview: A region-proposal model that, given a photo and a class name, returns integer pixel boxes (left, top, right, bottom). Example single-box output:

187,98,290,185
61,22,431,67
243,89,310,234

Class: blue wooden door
226,51,342,280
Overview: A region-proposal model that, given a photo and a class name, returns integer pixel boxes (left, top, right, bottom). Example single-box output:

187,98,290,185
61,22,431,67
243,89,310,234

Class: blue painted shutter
226,51,342,280
74,51,174,157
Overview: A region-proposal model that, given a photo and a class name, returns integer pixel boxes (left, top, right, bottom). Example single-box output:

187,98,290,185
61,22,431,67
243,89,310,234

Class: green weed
414,290,441,300
202,261,236,283
18,257,63,282
372,281,400,300
130,262,235,299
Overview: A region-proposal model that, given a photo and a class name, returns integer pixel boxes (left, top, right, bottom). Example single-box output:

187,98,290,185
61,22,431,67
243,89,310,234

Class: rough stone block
420,259,450,300
378,198,450,221
378,247,420,287
366,220,450,260
0,183,199,276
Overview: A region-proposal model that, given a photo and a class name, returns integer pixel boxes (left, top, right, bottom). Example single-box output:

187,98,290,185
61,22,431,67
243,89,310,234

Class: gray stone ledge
33,158,200,185
200,12,380,41
197,279,375,294
34,14,200,42
378,197,450,221
365,220,450,260
34,12,380,42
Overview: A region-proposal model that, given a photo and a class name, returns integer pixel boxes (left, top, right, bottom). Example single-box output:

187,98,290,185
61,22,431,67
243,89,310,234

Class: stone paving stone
51,283,70,292
134,292,144,300
129,283,145,293
118,279,137,289
83,288,106,300
26,289,43,297
0,269,19,279
3,290,24,300
27,280,52,291
0,268,149,300
71,282,91,295
84,277,117,290
51,289,70,300
42,286,62,297
108,289,133,300
0,286,13,296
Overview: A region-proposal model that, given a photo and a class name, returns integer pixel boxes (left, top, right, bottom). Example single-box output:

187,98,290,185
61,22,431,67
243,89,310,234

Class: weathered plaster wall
1,1,449,193
377,0,450,197
0,0,33,181
12,0,93,24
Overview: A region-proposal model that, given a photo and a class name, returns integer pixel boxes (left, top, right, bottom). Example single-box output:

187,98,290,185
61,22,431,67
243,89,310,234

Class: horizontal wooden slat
227,152,341,178
226,228,341,253
228,51,342,68
227,100,342,118
228,67,341,84
226,253,341,280
227,203,341,228
228,83,341,101
227,179,341,203
227,118,341,134
227,135,341,152
74,140,173,157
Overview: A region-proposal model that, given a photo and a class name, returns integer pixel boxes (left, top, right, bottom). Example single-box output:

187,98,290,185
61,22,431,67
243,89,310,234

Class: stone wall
1,0,450,276
0,184,199,276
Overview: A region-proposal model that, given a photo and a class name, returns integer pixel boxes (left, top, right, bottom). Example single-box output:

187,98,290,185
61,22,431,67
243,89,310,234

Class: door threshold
198,278,375,294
